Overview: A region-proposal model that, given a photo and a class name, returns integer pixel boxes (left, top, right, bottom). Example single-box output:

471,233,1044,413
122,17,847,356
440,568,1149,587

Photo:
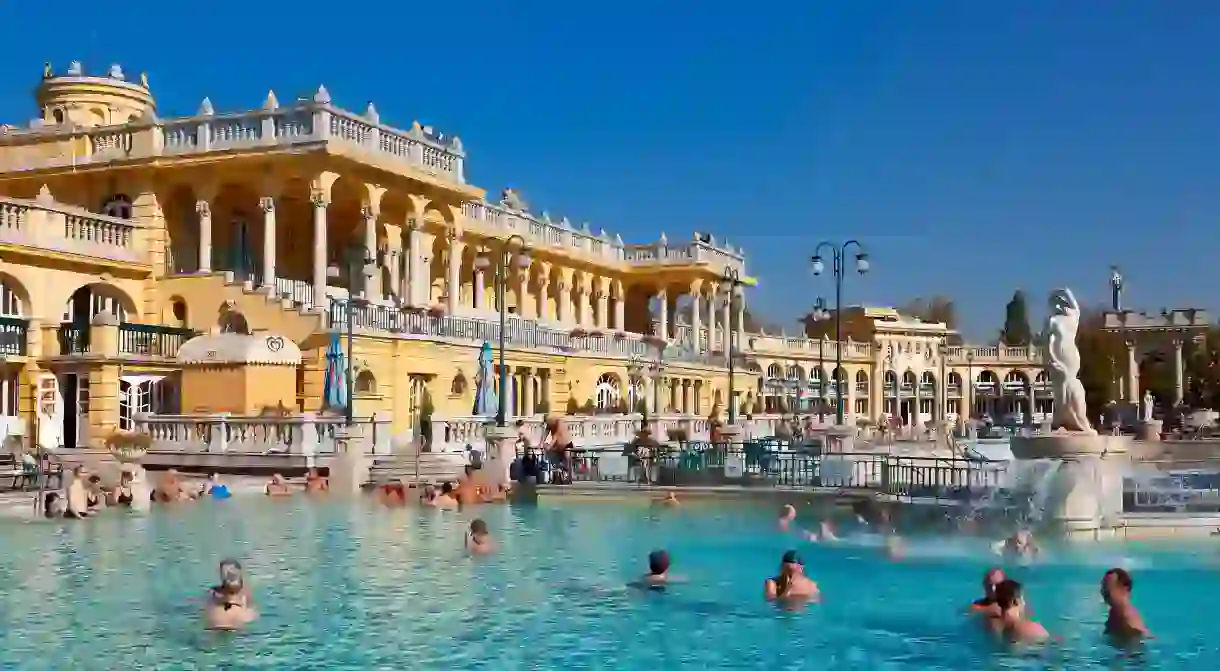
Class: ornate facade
0,62,1048,449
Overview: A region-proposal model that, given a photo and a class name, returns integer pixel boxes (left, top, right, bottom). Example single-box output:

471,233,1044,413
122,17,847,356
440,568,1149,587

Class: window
52,108,64,123
0,281,21,316
119,377,175,430
1,370,19,417
101,194,133,219
594,374,620,411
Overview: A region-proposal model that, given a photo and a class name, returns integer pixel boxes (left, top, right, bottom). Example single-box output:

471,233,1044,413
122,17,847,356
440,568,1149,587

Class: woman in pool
85,475,107,513
263,473,293,497
109,470,136,507
304,468,329,494
778,504,797,531
465,519,495,554
203,559,258,631
764,550,820,602
65,466,92,518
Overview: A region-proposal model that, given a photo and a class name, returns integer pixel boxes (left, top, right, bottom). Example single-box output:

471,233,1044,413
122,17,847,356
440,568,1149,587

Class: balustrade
135,414,391,455
0,195,141,264
0,316,28,356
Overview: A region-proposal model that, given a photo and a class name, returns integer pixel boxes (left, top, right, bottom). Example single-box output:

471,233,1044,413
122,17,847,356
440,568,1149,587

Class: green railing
0,316,28,356
57,323,89,354
118,323,196,358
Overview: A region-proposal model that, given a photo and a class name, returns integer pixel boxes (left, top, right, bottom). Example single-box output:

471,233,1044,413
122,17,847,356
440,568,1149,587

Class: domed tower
35,61,155,128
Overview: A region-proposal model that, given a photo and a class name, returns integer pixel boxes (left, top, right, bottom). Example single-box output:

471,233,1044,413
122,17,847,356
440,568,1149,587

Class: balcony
943,345,1040,364
0,316,29,356
57,322,195,359
0,194,143,265
0,92,466,185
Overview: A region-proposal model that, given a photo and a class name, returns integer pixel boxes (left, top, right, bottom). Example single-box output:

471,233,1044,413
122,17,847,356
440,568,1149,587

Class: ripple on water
0,498,1214,669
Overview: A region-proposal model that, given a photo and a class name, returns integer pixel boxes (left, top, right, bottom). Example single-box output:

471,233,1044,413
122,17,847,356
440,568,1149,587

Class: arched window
450,372,468,397
354,370,377,395
101,194,133,219
594,373,621,411
218,306,250,335
0,279,22,317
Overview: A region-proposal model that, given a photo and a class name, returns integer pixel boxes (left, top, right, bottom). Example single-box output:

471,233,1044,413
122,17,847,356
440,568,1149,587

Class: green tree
999,290,1033,346
897,296,959,330
1075,307,1125,421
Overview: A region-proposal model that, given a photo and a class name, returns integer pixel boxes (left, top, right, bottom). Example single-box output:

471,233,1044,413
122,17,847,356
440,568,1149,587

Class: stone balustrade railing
0,192,142,264
0,88,465,184
135,414,393,455
460,201,744,274
943,345,1041,364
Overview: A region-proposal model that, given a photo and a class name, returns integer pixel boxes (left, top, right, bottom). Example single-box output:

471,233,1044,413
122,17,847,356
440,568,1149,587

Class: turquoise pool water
0,497,1217,669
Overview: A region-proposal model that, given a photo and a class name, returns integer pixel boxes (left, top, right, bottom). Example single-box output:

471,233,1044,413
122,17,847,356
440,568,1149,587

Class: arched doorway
919,371,937,422
974,370,1000,419
900,371,918,425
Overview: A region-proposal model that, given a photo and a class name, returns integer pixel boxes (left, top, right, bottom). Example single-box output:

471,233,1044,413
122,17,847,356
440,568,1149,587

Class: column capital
362,183,387,217
309,171,340,202
690,278,703,293
383,222,403,250
259,196,275,213
310,188,330,208
195,200,211,216
536,260,552,279
407,194,432,216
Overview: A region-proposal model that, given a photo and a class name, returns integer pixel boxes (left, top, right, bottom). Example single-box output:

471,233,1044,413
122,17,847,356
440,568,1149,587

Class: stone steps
158,272,324,343
367,451,469,486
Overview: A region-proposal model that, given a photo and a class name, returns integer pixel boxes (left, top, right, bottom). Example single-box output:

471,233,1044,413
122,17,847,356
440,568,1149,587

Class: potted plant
570,327,588,338
427,304,446,318
104,430,152,464
565,397,579,415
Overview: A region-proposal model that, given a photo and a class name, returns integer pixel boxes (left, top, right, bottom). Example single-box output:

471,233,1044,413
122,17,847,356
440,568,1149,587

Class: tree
999,290,1033,346
1074,307,1126,421
897,296,959,330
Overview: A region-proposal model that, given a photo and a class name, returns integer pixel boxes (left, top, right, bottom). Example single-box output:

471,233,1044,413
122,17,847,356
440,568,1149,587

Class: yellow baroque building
0,62,1049,451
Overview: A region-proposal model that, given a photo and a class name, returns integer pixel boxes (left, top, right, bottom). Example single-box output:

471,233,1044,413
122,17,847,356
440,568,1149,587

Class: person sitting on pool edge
203,559,258,631
1102,567,1150,642
969,567,1007,616
465,519,495,554
986,579,1048,643
764,550,819,602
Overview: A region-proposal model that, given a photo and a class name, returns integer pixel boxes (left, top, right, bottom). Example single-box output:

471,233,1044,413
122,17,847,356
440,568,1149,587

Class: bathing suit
86,494,100,508
117,490,133,506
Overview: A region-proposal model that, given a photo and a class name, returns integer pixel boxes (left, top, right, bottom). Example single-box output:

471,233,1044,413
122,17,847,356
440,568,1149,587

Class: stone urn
104,430,152,464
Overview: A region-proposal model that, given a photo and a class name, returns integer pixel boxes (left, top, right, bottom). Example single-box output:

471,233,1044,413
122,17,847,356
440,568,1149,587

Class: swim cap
782,550,802,565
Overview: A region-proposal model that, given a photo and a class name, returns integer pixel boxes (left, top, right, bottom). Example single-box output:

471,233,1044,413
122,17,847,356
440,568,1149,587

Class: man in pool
764,550,819,602
987,579,1048,643
992,529,1040,560
465,519,495,554
969,567,1006,616
778,504,796,531
1101,567,1149,642
203,559,258,630
629,550,675,589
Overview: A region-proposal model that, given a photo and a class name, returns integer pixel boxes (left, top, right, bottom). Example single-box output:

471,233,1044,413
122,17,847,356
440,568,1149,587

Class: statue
1045,288,1096,435
500,188,528,212
472,342,498,417
1142,390,1154,423
43,62,52,78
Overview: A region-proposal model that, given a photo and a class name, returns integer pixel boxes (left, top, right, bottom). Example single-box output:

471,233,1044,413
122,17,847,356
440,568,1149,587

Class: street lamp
720,267,749,425
938,338,948,425
327,246,377,426
810,297,830,423
474,234,531,427
810,241,869,425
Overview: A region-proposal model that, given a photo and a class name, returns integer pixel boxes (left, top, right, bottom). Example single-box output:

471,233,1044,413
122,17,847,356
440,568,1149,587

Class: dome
36,61,155,128
176,332,301,366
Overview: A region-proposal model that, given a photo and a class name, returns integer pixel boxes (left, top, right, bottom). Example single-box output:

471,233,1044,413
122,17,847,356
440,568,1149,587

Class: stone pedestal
719,424,745,479
329,426,369,495
484,425,517,492
1137,420,1163,442
1010,433,1133,539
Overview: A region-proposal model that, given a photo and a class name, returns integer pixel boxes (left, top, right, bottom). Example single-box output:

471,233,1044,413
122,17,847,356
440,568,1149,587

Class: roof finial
264,90,279,110
313,85,331,104
108,64,125,80
199,97,214,116
67,61,83,76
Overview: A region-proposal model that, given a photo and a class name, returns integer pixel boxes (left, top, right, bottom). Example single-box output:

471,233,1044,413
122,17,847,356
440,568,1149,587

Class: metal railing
57,323,89,354
118,323,197,358
0,316,28,356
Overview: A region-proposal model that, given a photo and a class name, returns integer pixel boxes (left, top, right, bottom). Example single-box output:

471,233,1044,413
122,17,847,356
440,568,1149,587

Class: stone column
706,287,717,350
446,233,464,315
310,190,329,309
403,218,419,306
689,280,703,350
1174,339,1185,406
536,263,551,320
613,280,625,330
523,368,535,415
195,200,212,273
735,290,746,349
1126,342,1139,403
383,223,402,304
361,205,380,300
556,268,572,323
595,277,609,328
259,196,276,288
576,274,590,326
657,287,669,340
720,294,731,351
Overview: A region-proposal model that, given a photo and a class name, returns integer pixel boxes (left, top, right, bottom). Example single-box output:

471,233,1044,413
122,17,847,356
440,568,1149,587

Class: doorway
58,373,90,449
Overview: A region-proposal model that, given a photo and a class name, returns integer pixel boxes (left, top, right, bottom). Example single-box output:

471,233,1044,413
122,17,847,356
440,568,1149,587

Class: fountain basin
1010,433,1133,539
1009,433,1131,460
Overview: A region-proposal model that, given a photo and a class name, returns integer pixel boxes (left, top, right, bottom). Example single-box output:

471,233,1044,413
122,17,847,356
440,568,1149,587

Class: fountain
1009,288,1133,539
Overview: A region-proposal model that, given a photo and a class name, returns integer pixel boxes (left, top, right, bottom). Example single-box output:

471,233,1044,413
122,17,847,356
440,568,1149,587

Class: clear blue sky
3,1,1218,340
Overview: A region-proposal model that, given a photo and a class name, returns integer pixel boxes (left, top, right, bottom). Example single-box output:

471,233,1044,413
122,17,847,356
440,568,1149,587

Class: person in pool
1101,567,1149,642
653,491,680,507
109,469,136,507
778,504,797,531
764,550,820,602
805,520,840,543
304,468,329,494
987,579,1048,643
85,475,107,513
201,474,232,500
435,482,459,509
465,519,495,554
203,559,258,630
630,550,678,590
969,567,1007,616
264,473,293,497
992,529,1040,560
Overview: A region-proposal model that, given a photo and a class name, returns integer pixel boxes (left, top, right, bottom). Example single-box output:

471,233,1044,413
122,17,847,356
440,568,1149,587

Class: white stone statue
1142,390,1154,422
1045,288,1096,435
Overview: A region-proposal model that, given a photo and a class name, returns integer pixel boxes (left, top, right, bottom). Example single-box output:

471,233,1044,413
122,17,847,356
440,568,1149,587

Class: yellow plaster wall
0,259,148,323
182,365,297,415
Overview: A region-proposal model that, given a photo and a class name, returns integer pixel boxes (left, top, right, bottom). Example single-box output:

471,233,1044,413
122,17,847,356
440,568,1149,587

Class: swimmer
806,520,839,542
764,550,820,602
778,504,797,531
1102,567,1150,642
992,529,1040,560
969,567,1007,616
419,484,439,507
653,491,680,507
629,550,676,589
884,535,907,560
304,468,329,494
203,559,258,630
263,473,292,497
465,519,495,554
436,482,459,509
987,579,1048,643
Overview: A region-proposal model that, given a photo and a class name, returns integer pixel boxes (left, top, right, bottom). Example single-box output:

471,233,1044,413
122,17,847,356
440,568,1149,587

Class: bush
565,397,579,415
581,399,595,415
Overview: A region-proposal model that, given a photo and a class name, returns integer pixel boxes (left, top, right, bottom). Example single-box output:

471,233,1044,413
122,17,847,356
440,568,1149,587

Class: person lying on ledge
264,473,293,497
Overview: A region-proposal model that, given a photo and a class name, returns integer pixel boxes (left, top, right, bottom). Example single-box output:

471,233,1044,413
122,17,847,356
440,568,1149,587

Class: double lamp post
810,240,869,425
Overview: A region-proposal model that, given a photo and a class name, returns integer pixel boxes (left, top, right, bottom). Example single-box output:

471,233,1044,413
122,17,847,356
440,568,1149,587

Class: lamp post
474,234,531,427
720,267,748,425
966,349,975,434
810,241,869,425
938,339,948,425
327,245,376,426
810,297,830,423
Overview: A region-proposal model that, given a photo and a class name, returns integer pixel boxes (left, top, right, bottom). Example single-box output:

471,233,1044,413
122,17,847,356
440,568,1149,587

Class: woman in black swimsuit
85,475,105,512
111,470,135,507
